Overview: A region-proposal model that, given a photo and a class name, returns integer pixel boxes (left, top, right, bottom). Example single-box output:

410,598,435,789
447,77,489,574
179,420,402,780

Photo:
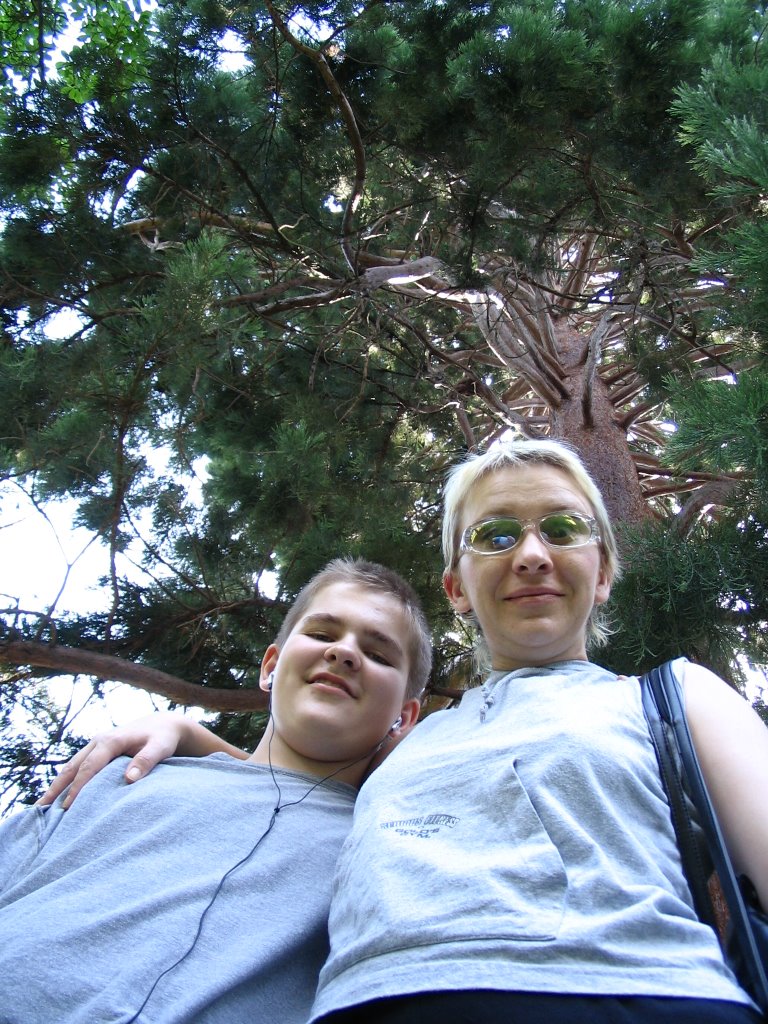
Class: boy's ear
363,696,422,779
443,568,471,615
259,644,280,693
396,697,422,738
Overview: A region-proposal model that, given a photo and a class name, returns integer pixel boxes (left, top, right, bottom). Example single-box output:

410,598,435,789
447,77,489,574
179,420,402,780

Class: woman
41,440,768,1023
310,439,767,1023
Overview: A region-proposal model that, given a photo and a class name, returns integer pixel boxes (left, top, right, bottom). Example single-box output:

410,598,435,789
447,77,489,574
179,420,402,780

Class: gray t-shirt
0,753,355,1024
311,660,751,1019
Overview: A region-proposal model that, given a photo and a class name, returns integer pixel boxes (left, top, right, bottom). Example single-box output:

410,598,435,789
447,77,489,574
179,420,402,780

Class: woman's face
443,464,611,671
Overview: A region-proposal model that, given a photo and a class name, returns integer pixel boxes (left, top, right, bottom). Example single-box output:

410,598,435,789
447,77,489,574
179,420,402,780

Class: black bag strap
641,662,716,927
641,661,768,1009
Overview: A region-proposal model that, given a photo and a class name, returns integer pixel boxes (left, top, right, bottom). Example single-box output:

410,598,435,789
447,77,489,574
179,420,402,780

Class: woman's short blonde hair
441,438,621,649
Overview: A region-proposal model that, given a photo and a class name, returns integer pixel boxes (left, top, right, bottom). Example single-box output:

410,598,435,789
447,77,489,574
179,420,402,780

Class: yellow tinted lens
469,519,522,553
539,513,591,545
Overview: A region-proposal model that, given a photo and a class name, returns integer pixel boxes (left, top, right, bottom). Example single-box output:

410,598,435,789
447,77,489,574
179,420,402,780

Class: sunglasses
459,511,600,556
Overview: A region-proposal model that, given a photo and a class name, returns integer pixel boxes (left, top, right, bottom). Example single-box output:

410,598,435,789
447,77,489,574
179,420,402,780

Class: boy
0,559,429,1024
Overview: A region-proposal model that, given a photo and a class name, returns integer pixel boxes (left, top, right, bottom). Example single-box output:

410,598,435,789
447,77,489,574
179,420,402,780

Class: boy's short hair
276,558,432,700
441,438,621,649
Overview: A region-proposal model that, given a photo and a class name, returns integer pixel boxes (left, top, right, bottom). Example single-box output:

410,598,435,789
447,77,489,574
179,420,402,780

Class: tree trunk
551,323,648,526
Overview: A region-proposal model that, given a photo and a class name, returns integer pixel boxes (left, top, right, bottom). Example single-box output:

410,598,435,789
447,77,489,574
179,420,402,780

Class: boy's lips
309,672,356,698
505,587,562,601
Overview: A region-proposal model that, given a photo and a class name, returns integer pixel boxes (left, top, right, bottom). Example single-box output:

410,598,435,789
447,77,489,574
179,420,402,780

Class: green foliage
604,510,768,686
0,672,86,813
0,0,66,87
0,0,153,102
664,373,768,485
672,32,768,337
3,0,768,804
754,692,768,726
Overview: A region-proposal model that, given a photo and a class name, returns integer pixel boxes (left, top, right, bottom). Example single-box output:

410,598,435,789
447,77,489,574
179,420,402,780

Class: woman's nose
511,527,554,572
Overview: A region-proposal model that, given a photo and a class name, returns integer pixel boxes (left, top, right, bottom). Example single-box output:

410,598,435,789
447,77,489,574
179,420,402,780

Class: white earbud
390,716,403,732
266,671,275,691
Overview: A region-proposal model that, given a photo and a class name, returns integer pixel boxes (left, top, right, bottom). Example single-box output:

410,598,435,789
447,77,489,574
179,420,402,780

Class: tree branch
266,1,366,272
0,642,266,713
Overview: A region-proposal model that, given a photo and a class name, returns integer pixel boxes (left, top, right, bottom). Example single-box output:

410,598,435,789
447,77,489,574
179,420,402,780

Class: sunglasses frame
459,511,601,557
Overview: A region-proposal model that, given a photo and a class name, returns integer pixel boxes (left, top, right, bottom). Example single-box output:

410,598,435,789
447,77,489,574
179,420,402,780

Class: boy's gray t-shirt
0,753,355,1024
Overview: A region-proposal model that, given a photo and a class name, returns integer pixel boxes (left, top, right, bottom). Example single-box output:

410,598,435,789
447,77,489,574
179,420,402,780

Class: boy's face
256,581,420,777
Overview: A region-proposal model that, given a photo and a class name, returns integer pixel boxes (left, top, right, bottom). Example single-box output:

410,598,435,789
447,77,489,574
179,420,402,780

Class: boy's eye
302,630,396,668
367,650,392,667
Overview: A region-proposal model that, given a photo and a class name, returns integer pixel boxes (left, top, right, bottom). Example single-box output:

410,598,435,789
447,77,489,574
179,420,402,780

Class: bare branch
0,642,266,713
582,313,613,426
673,479,742,533
265,1,366,272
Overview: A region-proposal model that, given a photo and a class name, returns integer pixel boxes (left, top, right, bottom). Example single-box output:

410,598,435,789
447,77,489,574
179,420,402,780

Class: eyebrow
474,505,586,520
300,613,405,657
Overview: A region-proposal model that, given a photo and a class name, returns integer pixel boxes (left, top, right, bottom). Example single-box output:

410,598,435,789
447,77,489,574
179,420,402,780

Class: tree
2,0,768,808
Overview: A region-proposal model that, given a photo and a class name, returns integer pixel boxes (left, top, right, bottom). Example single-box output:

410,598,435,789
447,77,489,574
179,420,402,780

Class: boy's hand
37,714,191,810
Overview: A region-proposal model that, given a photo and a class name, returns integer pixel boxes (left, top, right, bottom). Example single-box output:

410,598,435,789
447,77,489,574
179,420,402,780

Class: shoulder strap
641,661,768,1008
641,663,715,926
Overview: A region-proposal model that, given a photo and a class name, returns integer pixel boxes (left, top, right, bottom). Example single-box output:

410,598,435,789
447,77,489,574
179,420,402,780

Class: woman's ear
259,644,280,693
443,568,472,615
593,562,612,608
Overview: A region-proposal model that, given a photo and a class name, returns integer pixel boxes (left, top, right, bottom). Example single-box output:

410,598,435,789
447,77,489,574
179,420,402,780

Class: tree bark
550,323,648,525
0,641,267,712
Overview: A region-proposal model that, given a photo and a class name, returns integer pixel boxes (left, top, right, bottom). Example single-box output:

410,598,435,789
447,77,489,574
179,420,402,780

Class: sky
0,481,189,730
0,479,214,816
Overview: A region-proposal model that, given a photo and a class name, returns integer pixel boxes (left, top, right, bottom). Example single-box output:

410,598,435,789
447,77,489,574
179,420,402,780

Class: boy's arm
37,714,249,810
0,806,50,895
683,662,768,909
